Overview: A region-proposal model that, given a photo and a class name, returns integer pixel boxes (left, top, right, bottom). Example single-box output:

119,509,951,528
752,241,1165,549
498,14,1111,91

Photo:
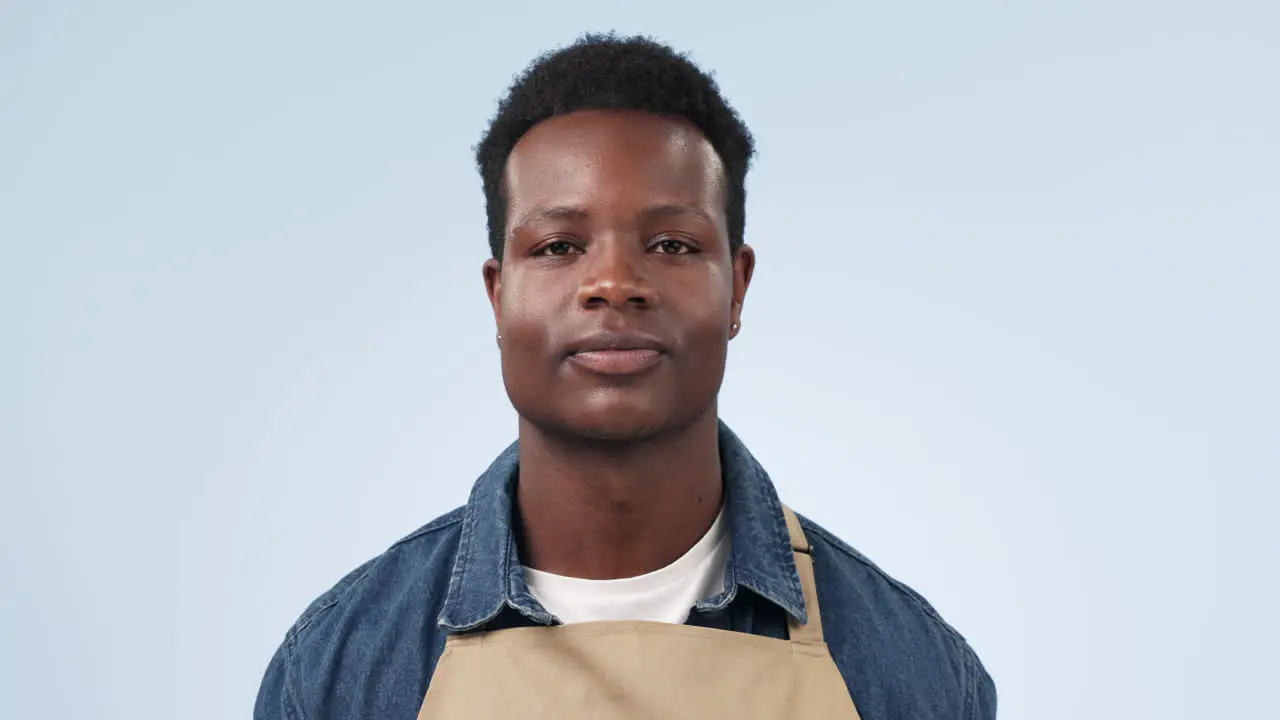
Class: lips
570,348,663,374
567,331,667,375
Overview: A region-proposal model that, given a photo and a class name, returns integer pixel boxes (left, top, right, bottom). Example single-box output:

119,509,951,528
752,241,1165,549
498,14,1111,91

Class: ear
729,244,755,339
483,257,503,329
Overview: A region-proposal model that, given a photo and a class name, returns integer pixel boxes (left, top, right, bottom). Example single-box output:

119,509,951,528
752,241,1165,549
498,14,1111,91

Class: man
256,33,996,719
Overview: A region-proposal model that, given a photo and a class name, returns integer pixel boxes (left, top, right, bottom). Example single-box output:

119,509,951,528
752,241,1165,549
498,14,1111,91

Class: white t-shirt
522,506,730,625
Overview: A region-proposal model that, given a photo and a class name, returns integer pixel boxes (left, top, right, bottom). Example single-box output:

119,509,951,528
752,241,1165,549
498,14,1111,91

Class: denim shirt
255,423,996,719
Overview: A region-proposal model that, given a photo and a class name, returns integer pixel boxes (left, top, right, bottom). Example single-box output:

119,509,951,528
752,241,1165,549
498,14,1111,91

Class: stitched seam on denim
442,500,477,626
282,627,305,720
293,593,344,636
388,507,465,550
293,514,464,635
733,460,807,621
963,642,977,720
799,517,974,649
499,506,512,602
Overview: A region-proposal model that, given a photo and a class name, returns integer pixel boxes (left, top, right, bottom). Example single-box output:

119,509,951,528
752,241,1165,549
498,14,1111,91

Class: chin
564,419,666,443
509,378,717,444
519,394,679,444
559,405,671,443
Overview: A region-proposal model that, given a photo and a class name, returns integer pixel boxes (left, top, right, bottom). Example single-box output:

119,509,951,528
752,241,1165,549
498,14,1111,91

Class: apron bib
418,506,862,719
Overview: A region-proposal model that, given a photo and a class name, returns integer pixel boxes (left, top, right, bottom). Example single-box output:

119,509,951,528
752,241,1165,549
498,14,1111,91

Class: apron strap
780,505,825,645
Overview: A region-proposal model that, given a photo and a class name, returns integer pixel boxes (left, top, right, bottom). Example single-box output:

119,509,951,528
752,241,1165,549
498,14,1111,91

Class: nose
576,240,658,310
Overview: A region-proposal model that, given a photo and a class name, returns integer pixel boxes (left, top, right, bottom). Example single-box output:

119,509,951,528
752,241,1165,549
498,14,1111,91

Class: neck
515,410,724,580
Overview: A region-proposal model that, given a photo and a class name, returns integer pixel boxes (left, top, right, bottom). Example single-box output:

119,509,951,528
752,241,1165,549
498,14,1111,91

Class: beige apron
418,506,863,719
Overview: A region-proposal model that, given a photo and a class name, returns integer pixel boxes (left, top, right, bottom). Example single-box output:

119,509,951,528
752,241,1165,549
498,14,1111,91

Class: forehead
503,110,726,219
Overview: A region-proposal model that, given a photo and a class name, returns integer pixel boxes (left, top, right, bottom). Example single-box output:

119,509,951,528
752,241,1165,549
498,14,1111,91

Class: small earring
730,322,739,333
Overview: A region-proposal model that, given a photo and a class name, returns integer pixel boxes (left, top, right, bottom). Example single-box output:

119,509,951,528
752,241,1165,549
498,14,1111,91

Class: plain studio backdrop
2,2,1276,718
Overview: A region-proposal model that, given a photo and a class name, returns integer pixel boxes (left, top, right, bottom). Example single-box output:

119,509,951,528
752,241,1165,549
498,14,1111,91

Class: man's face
484,109,754,441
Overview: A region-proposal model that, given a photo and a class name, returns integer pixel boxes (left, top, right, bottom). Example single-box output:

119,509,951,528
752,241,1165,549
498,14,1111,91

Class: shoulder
271,507,467,718
290,507,465,635
796,512,996,720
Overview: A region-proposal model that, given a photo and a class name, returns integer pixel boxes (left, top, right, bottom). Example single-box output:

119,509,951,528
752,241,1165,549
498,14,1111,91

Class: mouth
567,332,667,376
570,348,664,375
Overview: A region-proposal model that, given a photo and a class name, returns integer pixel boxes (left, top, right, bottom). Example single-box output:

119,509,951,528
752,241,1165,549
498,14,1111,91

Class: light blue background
3,2,1276,718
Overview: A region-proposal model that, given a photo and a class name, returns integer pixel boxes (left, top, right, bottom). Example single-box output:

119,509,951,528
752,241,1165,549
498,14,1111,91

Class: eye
651,236,697,255
533,239,583,257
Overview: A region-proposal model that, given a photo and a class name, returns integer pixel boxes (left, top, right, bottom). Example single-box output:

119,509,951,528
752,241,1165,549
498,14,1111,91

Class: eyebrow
639,204,713,224
508,206,588,237
510,203,712,235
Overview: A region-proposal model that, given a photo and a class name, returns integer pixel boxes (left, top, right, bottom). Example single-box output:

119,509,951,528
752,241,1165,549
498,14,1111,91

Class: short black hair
475,33,756,260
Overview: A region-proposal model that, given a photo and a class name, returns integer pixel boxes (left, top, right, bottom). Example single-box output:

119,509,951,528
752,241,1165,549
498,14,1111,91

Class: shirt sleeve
255,635,304,720
969,649,998,720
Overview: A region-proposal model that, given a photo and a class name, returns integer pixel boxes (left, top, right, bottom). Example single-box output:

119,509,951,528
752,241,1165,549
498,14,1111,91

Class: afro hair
475,33,756,260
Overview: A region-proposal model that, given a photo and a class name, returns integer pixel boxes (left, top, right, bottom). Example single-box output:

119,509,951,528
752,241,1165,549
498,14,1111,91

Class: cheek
499,272,542,325
678,270,735,333
499,271,565,351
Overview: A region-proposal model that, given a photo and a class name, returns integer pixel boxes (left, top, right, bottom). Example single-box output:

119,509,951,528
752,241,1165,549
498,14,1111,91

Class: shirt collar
437,421,807,632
